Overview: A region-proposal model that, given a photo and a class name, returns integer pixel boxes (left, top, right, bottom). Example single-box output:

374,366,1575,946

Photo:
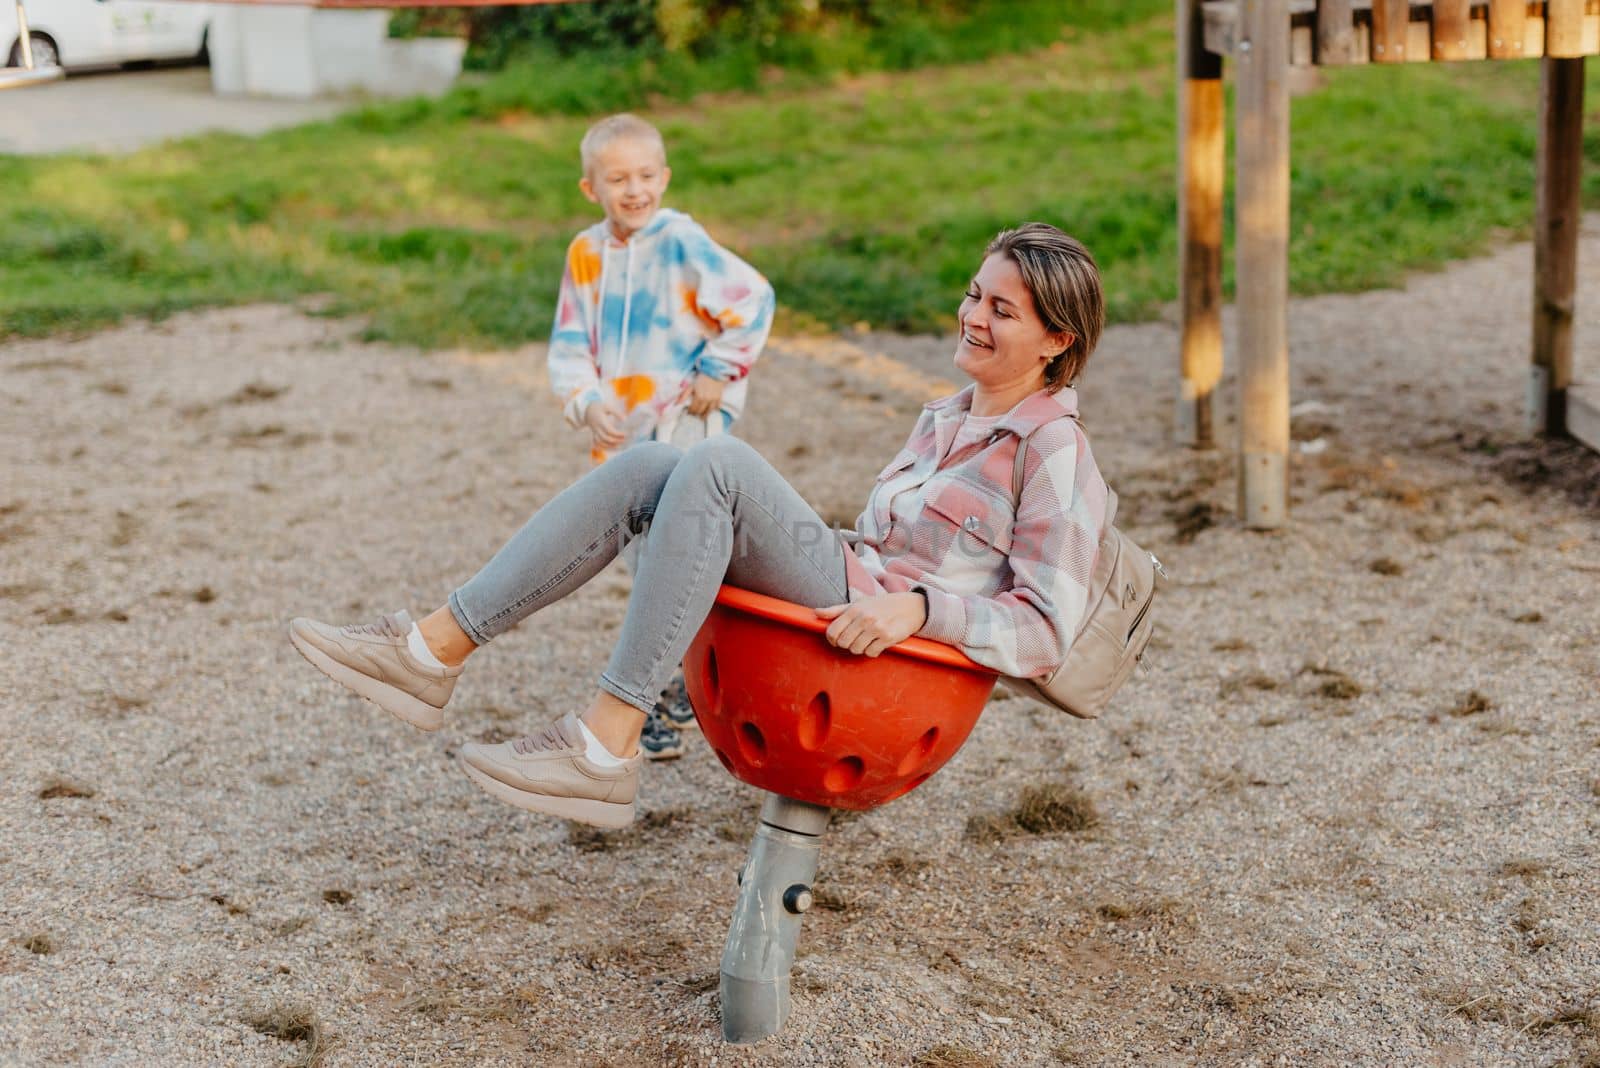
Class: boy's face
580,137,671,241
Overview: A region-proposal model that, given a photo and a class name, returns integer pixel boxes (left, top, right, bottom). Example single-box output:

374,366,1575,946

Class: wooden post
1487,0,1528,59
1431,0,1474,60
1544,0,1586,57
1235,0,1291,528
1531,55,1585,436
1316,0,1358,64
1177,0,1225,449
1371,0,1411,61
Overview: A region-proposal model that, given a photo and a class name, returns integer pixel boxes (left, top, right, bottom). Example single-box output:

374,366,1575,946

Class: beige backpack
1001,426,1164,719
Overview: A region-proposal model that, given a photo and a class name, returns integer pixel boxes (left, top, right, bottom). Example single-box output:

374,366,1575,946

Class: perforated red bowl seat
683,586,999,810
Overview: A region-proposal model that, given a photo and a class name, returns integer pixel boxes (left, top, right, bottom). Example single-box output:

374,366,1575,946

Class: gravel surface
2,220,1598,1067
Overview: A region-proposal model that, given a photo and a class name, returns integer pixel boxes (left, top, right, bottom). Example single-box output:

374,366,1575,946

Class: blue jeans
448,438,851,715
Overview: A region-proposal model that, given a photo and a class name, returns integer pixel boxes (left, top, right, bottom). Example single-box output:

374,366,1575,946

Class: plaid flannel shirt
842,385,1110,679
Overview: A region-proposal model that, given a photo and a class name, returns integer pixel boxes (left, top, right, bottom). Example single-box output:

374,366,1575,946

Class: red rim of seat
712,585,997,676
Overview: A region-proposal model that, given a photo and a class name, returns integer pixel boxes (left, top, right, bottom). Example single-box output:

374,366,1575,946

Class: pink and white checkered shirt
842,385,1110,679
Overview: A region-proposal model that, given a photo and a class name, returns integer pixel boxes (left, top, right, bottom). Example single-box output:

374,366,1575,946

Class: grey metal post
720,793,831,1044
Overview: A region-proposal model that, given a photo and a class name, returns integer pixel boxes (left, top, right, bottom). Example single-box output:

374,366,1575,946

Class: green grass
2,3,1597,347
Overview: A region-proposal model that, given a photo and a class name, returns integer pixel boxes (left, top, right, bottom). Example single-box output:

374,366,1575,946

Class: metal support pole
720,793,831,1044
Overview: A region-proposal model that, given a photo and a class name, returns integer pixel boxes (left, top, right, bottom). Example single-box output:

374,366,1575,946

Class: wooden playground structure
1177,0,1596,527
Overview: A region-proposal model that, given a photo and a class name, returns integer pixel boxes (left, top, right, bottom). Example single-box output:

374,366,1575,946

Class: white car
4,0,211,71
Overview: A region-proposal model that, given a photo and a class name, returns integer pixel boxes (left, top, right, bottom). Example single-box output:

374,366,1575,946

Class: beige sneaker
457,713,640,828
288,610,461,731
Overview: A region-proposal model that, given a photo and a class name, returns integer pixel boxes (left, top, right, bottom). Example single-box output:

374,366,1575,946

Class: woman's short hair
985,223,1104,391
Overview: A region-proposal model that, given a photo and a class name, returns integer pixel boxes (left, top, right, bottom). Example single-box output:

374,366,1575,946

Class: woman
290,223,1110,828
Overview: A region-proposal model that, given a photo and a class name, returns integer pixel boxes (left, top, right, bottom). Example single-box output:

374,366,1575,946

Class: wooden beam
1371,0,1411,61
1531,56,1585,436
1487,0,1528,57
1235,0,1292,527
1317,0,1359,62
1431,0,1474,59
1179,0,1226,449
1546,0,1586,56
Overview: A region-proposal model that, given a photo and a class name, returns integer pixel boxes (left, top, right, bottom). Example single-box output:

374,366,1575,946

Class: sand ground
2,221,1598,1067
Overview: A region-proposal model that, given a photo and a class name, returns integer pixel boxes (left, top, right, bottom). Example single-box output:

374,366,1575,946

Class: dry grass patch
1168,500,1218,544
568,805,692,853
228,382,289,404
810,887,852,913
1499,857,1548,879
399,989,460,1022
243,1002,336,1068
968,781,1100,840
1220,673,1280,698
18,931,56,955
109,510,139,548
1513,896,1554,948
1448,691,1493,717
320,888,353,906
1319,677,1364,700
1440,986,1599,1039
38,777,95,800
876,850,931,879
209,893,250,917
914,1044,997,1067
1095,897,1185,924
1300,664,1363,700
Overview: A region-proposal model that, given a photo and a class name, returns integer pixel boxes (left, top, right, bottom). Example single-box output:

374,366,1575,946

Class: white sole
458,757,636,829
289,623,445,732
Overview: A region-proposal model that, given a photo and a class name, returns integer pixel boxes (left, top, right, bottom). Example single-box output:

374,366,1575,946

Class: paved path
0,66,348,155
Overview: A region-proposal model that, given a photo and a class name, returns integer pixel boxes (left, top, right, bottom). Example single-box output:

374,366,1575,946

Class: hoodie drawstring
619,240,634,371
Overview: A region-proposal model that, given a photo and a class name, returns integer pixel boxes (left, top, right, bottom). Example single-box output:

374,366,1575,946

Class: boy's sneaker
639,706,686,761
655,673,698,731
288,610,460,731
457,713,641,829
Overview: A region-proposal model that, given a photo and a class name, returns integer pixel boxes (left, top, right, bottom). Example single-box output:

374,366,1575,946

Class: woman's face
954,253,1068,392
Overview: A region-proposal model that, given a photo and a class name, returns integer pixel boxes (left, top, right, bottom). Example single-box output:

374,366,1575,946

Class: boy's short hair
580,114,667,176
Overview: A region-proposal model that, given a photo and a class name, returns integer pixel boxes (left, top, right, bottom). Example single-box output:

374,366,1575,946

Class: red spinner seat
683,586,999,810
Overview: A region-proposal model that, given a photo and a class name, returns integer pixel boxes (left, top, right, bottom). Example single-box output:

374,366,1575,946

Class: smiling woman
957,225,1104,414
289,220,1114,830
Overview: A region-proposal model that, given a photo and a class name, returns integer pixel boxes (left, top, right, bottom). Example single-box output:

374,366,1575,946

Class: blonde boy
549,114,775,463
548,114,774,757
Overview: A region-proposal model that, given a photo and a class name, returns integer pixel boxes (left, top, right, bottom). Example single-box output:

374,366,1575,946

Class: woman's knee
679,434,761,480
624,440,684,489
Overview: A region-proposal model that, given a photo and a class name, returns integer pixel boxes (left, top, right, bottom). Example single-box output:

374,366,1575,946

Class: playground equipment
1177,0,1596,527
0,0,63,90
682,585,999,1043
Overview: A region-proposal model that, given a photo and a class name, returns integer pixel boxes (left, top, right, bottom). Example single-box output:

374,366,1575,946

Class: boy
549,113,775,759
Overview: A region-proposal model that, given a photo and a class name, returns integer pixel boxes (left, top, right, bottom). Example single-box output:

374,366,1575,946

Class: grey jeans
448,437,851,715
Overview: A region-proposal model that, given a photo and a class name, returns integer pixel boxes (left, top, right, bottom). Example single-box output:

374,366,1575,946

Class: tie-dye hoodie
548,208,775,462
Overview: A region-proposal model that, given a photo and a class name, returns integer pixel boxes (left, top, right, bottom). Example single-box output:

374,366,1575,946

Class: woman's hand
584,400,626,450
686,374,725,418
816,593,927,657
